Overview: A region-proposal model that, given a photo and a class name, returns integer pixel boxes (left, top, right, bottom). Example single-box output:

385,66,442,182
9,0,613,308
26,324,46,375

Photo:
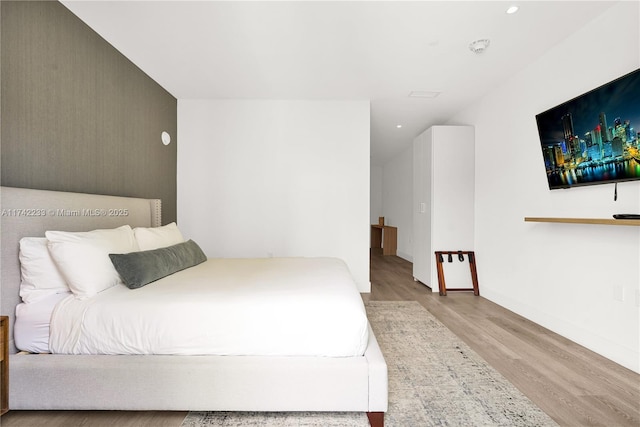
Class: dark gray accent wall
1,1,177,224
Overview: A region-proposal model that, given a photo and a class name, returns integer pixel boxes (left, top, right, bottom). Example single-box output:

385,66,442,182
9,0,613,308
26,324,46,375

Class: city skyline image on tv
535,68,640,190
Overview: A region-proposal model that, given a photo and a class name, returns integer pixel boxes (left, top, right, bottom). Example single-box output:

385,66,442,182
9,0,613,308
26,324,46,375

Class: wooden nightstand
0,316,8,415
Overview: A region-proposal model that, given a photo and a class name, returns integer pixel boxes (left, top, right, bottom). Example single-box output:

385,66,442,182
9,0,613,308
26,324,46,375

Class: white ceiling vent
468,39,490,54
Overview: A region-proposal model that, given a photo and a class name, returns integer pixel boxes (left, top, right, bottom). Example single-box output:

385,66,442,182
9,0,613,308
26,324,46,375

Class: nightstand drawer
0,323,4,362
1,315,8,415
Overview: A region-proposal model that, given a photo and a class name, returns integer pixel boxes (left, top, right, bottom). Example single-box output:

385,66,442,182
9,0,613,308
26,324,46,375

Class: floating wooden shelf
524,217,640,226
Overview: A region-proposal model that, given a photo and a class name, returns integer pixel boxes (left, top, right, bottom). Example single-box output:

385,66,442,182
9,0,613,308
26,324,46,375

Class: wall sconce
161,131,171,146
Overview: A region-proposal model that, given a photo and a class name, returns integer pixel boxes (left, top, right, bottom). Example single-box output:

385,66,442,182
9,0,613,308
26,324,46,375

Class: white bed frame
0,187,387,426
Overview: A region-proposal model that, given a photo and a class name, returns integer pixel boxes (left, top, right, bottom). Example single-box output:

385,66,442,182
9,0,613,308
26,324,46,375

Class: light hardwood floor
364,251,640,427
2,252,639,426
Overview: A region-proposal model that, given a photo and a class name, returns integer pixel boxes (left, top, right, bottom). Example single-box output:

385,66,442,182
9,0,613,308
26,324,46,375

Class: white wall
423,126,475,290
177,100,371,292
449,2,639,372
370,163,383,226
382,146,413,261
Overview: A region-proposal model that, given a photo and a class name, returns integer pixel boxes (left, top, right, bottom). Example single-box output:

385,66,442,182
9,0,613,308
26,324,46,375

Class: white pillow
19,237,70,303
46,225,139,299
134,222,185,251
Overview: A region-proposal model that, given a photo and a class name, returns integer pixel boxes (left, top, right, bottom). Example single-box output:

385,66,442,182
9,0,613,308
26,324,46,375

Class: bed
0,186,387,426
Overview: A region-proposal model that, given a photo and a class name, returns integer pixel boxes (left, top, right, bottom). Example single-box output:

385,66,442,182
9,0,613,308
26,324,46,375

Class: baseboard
481,287,640,374
396,251,412,262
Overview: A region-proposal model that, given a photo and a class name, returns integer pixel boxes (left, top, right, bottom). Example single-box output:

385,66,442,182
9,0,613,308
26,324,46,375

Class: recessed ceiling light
506,6,519,14
409,91,441,98
396,124,403,129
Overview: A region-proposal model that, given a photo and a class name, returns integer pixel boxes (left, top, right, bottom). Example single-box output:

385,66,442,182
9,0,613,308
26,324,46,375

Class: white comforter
49,257,369,357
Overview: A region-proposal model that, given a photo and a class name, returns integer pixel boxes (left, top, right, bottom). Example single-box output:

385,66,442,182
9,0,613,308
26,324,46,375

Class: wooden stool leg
435,252,447,296
468,252,480,296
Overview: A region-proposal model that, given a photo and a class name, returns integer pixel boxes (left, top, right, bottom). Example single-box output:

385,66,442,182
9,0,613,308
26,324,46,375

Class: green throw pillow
109,239,207,289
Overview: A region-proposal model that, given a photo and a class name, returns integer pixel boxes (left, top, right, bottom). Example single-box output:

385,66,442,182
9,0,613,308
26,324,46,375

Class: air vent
408,91,441,98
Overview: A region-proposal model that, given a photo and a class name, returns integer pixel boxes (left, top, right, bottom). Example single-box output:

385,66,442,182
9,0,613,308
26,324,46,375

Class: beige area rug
181,301,558,426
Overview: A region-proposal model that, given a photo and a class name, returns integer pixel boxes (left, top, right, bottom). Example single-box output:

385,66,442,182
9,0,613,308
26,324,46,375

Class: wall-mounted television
535,68,640,190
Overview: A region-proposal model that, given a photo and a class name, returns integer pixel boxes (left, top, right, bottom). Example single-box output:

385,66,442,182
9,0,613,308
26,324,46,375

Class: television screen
535,68,640,189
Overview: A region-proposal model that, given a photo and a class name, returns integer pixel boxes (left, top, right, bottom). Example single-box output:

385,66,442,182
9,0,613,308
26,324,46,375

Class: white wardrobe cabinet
412,125,475,292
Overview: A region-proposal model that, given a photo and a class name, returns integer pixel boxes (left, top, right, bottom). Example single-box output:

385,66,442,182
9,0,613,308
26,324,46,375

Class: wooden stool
434,251,479,296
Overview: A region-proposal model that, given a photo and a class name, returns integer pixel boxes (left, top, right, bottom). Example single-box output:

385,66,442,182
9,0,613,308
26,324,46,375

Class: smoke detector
469,39,490,54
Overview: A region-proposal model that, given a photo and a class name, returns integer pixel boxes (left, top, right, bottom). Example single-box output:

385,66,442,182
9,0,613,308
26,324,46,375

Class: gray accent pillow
109,239,207,289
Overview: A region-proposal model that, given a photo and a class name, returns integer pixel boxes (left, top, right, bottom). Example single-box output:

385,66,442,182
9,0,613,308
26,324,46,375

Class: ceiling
60,0,617,165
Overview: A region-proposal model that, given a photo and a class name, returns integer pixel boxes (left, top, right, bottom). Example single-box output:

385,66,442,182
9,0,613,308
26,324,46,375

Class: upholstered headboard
0,187,161,353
